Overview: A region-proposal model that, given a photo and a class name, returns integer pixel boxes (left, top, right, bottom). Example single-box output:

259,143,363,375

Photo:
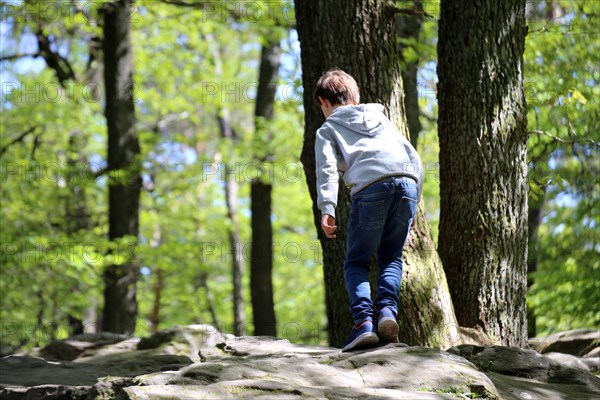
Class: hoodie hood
326,103,385,137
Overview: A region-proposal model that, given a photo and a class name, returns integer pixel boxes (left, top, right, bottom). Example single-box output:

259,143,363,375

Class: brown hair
313,69,360,106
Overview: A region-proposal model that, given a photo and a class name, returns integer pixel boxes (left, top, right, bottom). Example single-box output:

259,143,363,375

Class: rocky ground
0,325,598,399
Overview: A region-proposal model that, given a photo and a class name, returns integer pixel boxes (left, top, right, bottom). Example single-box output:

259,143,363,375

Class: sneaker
377,307,399,343
342,320,379,352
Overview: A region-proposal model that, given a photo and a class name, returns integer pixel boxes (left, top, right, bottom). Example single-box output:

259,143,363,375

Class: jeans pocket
396,194,418,224
357,199,386,231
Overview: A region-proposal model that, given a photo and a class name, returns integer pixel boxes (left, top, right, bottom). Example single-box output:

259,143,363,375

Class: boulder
449,344,600,394
39,331,133,361
137,324,230,362
2,326,600,400
584,346,600,358
0,385,90,400
529,329,599,357
40,340,96,361
545,352,591,371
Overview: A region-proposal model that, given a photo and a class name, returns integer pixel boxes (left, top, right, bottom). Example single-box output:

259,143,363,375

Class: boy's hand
321,214,337,238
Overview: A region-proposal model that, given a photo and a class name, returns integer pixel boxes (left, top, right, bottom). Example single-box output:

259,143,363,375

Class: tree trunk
101,0,141,335
295,0,458,349
527,185,546,338
150,226,163,334
216,110,246,337
397,1,424,148
250,40,281,336
65,130,91,335
150,268,163,333
437,0,529,346
197,272,221,328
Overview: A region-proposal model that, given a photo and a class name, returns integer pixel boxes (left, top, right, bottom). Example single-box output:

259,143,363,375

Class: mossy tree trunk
437,0,529,347
295,0,458,349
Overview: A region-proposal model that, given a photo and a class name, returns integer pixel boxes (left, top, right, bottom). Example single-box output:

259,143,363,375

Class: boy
314,69,422,352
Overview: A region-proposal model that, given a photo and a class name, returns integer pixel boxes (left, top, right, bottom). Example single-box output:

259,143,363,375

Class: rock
453,344,600,394
545,352,591,371
137,324,229,362
584,346,600,358
85,376,135,400
40,332,133,361
163,341,501,399
0,385,90,400
582,357,600,373
485,371,600,400
454,345,553,380
581,347,600,372
69,331,130,343
3,326,600,400
529,328,599,357
215,336,333,358
0,351,193,393
40,340,96,361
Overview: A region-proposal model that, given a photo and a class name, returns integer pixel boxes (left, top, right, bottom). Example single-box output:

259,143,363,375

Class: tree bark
437,0,529,346
295,0,458,349
250,40,281,336
101,0,141,335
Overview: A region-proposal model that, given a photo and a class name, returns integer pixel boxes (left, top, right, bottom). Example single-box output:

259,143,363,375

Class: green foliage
524,0,600,335
1,69,107,346
1,0,596,351
1,0,325,350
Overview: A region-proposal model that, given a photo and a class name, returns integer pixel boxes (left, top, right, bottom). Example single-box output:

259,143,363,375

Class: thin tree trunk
207,36,246,337
150,226,163,333
216,110,246,336
397,1,424,148
437,0,529,346
35,288,44,347
197,272,221,329
101,0,141,334
150,268,163,333
527,186,546,338
64,130,91,335
250,40,281,337
295,0,458,348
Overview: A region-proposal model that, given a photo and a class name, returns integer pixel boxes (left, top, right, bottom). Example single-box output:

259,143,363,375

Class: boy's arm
402,137,423,202
315,127,339,219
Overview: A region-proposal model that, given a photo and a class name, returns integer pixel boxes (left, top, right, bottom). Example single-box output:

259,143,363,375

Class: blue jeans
344,176,418,324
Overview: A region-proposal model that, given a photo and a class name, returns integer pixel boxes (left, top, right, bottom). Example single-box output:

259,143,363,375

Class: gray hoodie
315,103,423,218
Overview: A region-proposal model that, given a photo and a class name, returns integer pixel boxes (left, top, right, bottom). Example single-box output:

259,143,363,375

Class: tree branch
0,52,40,62
35,27,77,87
389,5,434,19
419,110,437,122
0,126,38,157
529,130,598,147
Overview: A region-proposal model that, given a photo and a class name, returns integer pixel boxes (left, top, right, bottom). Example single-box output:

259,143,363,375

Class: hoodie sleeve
315,126,340,218
402,137,423,202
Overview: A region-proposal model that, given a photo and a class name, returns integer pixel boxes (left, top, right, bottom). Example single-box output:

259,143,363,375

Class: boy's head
314,69,360,108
